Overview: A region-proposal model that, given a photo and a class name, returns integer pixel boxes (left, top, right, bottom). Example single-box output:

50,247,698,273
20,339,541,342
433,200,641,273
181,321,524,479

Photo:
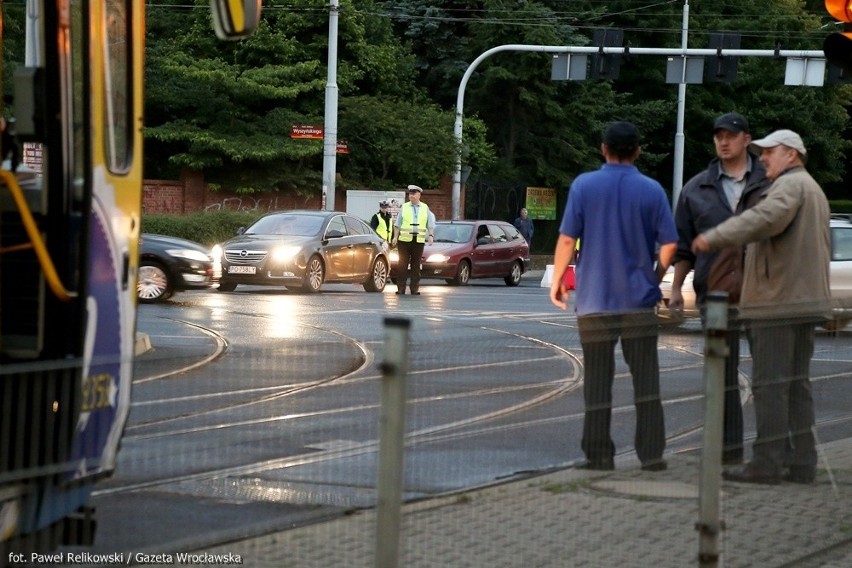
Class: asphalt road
67,274,852,557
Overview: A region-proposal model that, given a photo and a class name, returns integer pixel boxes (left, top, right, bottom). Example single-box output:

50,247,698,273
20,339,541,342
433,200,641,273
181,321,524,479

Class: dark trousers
396,239,425,292
577,310,665,465
701,309,744,455
746,319,817,474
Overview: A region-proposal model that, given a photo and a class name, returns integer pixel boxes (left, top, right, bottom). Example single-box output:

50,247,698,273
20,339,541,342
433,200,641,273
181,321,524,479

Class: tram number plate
228,265,256,274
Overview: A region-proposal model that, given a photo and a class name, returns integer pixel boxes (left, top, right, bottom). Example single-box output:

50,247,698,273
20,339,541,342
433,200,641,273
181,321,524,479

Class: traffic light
704,32,741,83
590,29,624,80
824,0,852,73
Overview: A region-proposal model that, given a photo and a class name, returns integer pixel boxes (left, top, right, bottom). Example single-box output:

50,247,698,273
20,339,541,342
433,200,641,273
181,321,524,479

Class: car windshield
246,214,324,236
435,224,473,243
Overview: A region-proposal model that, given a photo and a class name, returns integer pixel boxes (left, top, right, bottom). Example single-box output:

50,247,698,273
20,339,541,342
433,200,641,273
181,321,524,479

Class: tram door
1,0,144,548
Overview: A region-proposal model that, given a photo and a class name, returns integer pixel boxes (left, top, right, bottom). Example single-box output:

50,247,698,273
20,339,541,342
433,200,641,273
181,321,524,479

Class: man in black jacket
669,112,771,465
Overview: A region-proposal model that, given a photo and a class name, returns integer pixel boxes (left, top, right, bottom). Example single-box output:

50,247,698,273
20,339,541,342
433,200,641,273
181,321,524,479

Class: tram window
104,0,132,172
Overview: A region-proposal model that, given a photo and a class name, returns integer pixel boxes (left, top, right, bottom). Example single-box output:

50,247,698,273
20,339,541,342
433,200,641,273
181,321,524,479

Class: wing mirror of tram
211,0,262,40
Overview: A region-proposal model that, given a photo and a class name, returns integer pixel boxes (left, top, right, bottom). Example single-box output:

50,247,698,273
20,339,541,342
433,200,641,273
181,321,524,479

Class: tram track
102,313,587,496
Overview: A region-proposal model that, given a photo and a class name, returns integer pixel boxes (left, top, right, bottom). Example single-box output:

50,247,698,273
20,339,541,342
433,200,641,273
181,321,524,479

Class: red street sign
336,140,349,154
291,125,323,139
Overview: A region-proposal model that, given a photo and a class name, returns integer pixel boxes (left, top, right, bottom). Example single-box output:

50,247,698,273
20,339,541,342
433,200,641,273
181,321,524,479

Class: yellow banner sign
525,187,557,220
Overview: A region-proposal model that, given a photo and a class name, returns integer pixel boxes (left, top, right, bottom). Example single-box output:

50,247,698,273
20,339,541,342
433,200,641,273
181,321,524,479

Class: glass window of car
343,215,370,236
488,224,508,243
248,214,324,236
503,224,523,241
476,225,492,245
325,216,348,239
832,227,852,261
435,224,471,243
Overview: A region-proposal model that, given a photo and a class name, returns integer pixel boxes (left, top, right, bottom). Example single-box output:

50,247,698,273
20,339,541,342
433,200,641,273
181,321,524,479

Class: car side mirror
237,226,245,235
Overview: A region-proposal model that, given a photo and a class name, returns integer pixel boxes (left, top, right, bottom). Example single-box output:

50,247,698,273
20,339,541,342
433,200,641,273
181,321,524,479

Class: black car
214,210,391,293
138,233,216,303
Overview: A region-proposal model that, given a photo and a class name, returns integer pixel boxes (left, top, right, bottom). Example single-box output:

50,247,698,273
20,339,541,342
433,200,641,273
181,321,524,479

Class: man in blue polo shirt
550,121,678,472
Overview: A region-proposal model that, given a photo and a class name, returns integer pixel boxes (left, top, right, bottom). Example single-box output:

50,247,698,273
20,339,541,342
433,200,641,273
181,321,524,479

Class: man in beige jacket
692,129,831,485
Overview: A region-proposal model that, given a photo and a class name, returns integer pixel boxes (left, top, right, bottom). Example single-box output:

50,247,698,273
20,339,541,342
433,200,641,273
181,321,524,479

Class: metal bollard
375,317,411,568
696,292,729,567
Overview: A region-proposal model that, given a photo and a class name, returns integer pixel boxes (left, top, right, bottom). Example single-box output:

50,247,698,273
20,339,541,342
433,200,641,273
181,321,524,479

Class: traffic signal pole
451,44,825,221
672,1,690,213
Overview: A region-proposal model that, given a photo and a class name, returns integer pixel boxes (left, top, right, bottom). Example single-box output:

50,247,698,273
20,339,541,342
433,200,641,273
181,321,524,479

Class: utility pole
322,0,339,211
672,0,690,213
451,41,824,221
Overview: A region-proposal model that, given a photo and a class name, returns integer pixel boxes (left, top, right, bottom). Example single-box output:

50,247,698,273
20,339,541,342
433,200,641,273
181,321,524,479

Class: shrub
142,210,261,246
831,200,852,214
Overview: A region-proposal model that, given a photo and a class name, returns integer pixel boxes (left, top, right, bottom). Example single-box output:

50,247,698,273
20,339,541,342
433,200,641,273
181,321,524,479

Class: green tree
382,0,850,196
144,0,494,193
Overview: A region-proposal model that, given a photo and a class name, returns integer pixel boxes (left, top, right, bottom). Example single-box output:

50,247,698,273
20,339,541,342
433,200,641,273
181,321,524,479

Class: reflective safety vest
398,202,429,243
374,213,392,241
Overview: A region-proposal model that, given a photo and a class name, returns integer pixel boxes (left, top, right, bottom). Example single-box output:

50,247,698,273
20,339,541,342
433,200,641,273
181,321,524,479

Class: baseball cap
407,185,423,194
713,112,749,133
749,129,807,156
602,121,640,149
379,200,390,207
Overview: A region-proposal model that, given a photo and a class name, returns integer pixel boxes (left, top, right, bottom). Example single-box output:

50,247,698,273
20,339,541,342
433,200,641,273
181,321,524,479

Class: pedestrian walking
550,121,678,472
692,129,831,485
670,112,771,465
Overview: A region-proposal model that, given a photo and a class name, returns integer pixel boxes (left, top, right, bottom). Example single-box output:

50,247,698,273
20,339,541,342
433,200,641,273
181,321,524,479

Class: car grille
224,249,267,263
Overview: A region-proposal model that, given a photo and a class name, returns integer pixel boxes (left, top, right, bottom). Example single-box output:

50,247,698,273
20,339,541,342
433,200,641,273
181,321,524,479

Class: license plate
228,265,256,274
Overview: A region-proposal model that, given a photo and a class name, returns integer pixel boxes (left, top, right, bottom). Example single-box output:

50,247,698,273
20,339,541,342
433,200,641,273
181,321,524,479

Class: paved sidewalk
204,440,852,567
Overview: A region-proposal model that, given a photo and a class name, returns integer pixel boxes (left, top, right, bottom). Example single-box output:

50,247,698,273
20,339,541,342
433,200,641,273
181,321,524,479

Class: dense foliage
141,210,260,246
2,0,849,200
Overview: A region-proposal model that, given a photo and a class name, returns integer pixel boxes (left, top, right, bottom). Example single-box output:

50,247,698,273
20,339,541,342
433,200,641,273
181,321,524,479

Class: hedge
141,210,261,247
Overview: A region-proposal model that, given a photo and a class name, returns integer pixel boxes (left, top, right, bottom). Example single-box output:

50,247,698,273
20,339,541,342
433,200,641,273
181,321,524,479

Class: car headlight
211,244,223,261
389,250,399,263
425,253,450,263
271,245,301,263
166,248,211,263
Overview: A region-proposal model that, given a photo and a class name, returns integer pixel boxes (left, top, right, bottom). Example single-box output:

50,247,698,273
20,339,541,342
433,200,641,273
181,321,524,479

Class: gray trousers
746,319,818,474
577,310,665,465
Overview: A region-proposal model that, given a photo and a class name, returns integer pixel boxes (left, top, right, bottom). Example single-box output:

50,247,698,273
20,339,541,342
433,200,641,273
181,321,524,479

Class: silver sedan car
659,215,852,328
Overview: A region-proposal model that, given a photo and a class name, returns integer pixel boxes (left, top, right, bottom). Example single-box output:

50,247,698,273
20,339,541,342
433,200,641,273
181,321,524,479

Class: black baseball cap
713,112,749,133
603,121,640,150
379,201,390,207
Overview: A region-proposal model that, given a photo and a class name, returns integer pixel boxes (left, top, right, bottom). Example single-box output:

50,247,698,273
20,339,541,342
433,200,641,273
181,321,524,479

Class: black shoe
722,463,780,485
579,459,614,471
783,466,816,484
641,460,668,472
396,290,405,295
722,450,744,465
411,291,421,295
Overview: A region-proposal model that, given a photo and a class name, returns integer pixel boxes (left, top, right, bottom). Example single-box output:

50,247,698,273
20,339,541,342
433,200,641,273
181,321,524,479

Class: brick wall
142,169,465,219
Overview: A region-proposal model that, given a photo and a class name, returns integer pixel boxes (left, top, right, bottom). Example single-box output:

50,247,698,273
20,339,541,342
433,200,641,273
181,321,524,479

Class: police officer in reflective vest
370,200,393,242
391,185,435,295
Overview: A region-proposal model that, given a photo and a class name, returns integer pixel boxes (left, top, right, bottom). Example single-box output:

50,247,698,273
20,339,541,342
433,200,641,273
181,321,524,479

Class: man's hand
669,287,684,314
550,280,569,310
692,235,710,253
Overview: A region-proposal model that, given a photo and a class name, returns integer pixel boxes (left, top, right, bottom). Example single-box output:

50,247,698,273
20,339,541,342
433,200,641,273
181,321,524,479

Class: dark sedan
391,220,531,286
214,210,390,293
138,233,216,303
